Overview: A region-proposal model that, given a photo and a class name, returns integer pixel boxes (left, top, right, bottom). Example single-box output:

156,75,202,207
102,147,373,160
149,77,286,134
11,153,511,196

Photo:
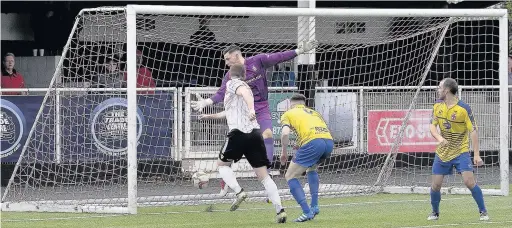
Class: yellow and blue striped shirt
431,99,477,162
280,105,333,147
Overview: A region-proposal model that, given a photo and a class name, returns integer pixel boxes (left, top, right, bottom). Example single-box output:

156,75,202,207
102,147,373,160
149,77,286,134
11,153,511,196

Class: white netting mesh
1,7,506,213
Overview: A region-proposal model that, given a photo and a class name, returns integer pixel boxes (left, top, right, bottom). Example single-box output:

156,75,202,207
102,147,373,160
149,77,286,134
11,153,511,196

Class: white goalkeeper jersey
224,79,260,133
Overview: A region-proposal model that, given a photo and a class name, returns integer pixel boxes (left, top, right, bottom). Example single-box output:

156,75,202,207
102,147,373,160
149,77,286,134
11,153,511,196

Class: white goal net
1,5,509,214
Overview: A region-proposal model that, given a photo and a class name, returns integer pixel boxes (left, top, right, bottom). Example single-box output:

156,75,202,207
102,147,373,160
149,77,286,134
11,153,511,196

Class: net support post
374,19,452,187
126,5,138,214
55,79,62,164
173,88,179,161
297,0,316,107
184,88,191,160
498,13,509,196
359,89,364,154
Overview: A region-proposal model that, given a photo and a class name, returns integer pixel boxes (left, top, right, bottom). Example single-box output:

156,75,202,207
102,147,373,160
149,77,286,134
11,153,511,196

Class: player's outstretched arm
199,111,226,120
259,39,318,68
191,93,213,112
296,39,319,55
191,73,229,112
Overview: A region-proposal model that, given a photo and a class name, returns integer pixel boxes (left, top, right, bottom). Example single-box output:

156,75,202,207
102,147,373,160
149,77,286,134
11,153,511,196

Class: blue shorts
432,152,473,175
293,138,334,168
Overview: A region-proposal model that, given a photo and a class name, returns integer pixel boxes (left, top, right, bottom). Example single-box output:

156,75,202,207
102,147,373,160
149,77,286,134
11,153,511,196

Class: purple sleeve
258,50,298,68
210,72,229,104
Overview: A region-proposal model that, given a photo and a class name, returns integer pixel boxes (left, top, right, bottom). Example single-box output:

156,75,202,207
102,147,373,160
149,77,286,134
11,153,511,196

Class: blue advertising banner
1,96,44,163
1,92,175,164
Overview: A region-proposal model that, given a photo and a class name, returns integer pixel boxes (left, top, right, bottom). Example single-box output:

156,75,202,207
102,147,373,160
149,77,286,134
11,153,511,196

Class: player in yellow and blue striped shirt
279,94,334,222
428,78,488,221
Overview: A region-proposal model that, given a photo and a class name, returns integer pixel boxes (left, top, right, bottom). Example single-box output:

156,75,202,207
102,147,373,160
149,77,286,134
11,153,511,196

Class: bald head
441,78,458,95
437,78,458,100
229,64,246,80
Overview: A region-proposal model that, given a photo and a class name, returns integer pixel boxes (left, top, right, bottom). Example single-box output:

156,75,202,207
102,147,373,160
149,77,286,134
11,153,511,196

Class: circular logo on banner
90,98,144,156
0,99,26,158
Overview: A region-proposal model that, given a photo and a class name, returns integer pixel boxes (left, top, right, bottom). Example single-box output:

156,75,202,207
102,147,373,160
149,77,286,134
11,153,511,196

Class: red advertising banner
367,110,438,154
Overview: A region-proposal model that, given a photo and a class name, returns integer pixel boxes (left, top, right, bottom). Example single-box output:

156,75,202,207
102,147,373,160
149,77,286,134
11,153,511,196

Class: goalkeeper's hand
296,39,319,55
191,93,213,112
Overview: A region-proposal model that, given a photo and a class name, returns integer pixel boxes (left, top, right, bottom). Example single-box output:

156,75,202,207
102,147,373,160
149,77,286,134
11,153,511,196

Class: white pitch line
398,220,512,228
2,214,127,222
145,197,468,215
2,196,469,222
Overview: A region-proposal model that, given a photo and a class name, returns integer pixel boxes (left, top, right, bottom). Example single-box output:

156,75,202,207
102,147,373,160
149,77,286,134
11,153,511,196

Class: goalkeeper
192,40,318,196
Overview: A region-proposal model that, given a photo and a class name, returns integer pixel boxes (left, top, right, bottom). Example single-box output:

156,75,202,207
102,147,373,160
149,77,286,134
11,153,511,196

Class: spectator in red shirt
124,50,156,94
1,53,26,95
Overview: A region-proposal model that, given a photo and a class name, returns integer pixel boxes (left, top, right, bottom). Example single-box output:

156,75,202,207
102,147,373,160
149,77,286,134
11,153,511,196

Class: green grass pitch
2,186,512,228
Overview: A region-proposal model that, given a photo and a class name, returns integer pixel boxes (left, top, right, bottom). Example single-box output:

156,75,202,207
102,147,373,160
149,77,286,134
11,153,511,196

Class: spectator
285,66,296,87
189,17,217,47
1,53,26,95
271,65,290,87
90,55,124,94
123,50,156,94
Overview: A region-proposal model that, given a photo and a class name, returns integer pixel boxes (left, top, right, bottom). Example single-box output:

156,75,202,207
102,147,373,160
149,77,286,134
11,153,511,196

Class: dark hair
229,64,246,80
290,94,307,103
223,45,241,55
442,78,458,95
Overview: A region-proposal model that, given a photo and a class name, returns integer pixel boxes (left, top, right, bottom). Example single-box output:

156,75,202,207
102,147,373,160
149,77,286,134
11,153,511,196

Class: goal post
1,5,509,214
498,13,509,197
126,5,138,215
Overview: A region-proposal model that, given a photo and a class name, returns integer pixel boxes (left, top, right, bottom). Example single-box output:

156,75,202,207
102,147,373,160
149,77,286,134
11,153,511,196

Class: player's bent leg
306,165,320,216
286,161,314,222
253,166,286,223
218,160,247,212
218,141,233,197
257,119,274,203
217,160,242,195
461,171,488,220
219,162,232,197
246,130,286,223
261,128,274,203
307,139,333,216
262,129,274,163
257,117,274,163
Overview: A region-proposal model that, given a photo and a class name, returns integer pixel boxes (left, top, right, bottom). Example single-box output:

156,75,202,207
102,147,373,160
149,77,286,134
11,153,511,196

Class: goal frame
126,1,509,191
1,5,508,215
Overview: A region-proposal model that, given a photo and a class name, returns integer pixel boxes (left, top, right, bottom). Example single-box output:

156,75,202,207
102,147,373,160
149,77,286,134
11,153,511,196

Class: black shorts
219,128,270,169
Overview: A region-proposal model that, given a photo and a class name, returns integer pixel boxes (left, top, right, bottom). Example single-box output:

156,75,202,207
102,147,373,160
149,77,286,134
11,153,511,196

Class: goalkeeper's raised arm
191,40,318,112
